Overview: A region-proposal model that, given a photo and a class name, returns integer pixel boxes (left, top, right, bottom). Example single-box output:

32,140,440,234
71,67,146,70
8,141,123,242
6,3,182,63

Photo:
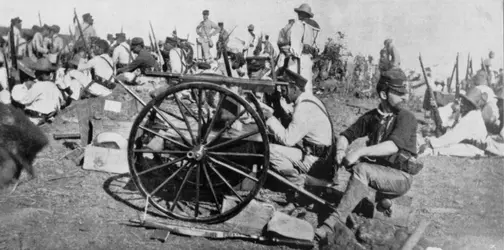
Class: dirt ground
0,91,502,250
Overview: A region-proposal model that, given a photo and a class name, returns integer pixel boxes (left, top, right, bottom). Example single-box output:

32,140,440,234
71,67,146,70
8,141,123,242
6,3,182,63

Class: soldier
74,13,97,44
11,58,64,125
315,69,422,240
31,25,50,59
196,9,220,61
244,24,256,57
117,37,157,75
262,35,275,58
7,17,23,55
384,39,401,69
286,3,321,94
215,22,229,60
261,69,333,208
112,33,133,69
106,34,116,47
483,51,495,85
50,25,65,54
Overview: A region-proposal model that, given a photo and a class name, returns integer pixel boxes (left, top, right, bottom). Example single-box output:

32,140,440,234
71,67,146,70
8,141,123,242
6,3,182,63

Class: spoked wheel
128,82,270,224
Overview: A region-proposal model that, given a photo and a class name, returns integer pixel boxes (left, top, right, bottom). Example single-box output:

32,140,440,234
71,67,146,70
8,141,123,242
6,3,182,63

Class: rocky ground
0,87,502,250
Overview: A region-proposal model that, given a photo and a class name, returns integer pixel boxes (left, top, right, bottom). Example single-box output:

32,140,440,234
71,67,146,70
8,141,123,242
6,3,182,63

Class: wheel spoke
202,93,226,144
154,107,185,122
197,88,203,143
149,161,191,196
206,109,248,146
138,125,189,150
133,149,187,154
136,156,187,176
174,94,196,144
207,162,244,202
177,96,198,121
152,106,192,147
208,156,258,182
208,152,264,158
202,162,221,212
194,162,201,218
207,130,259,151
170,163,195,211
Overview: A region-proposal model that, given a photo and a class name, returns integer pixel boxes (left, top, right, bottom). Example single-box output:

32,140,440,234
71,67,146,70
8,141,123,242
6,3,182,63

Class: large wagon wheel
128,82,270,224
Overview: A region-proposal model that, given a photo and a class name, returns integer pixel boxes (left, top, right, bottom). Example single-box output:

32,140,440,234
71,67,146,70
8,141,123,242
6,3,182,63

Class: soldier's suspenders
121,44,133,63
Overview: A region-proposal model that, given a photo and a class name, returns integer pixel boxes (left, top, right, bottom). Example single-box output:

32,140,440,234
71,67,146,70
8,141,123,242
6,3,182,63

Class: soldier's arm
117,55,143,73
266,102,312,146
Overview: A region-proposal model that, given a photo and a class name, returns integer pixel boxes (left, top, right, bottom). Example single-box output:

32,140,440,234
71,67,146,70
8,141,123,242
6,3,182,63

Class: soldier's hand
336,149,346,165
343,149,361,167
262,107,273,119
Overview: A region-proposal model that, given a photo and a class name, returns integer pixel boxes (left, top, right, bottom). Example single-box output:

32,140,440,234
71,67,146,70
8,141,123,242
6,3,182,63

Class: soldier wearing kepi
117,37,157,75
74,13,97,44
285,3,321,94
196,9,220,62
261,69,334,206
315,69,422,240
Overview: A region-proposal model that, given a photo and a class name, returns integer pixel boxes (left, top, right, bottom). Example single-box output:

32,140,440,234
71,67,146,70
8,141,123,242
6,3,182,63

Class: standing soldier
7,17,23,56
74,13,97,44
196,9,220,62
112,33,133,69
262,35,275,58
215,22,229,60
31,25,50,59
244,24,257,57
50,25,64,54
287,3,321,94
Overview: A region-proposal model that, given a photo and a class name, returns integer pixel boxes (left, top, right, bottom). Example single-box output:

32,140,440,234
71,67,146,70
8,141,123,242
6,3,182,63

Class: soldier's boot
315,177,369,241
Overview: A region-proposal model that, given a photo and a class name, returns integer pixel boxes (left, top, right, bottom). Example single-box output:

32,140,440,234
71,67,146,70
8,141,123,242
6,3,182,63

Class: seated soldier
116,37,158,82
315,68,422,240
11,59,64,125
419,85,504,157
261,69,334,205
77,39,116,90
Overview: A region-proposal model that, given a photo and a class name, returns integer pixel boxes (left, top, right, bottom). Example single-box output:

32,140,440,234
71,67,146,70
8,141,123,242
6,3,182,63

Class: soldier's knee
352,163,371,183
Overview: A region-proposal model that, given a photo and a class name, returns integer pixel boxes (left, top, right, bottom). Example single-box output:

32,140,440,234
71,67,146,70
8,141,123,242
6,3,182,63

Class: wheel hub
187,145,206,161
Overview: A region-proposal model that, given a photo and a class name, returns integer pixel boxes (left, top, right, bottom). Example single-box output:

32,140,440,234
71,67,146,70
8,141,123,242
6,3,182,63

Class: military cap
50,25,60,33
11,17,22,24
384,38,393,46
294,3,314,18
283,68,307,89
32,25,41,32
95,39,110,52
378,68,408,95
288,19,295,23
248,24,254,31
218,22,223,26
115,33,126,39
42,24,51,30
461,86,487,110
83,13,92,20
131,37,144,46
202,10,209,15
23,29,35,40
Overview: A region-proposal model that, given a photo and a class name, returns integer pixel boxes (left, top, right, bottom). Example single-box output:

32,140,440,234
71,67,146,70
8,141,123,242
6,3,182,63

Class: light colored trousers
269,143,319,187
197,37,213,60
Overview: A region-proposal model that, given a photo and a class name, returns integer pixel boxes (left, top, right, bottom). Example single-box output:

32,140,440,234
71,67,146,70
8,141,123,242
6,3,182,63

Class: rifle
465,53,471,80
419,54,444,137
38,12,42,26
446,62,456,93
455,53,460,99
148,33,155,51
8,21,19,90
74,8,92,60
149,21,165,67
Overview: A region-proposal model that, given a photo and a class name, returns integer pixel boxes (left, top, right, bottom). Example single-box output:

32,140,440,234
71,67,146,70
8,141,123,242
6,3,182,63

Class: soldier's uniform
112,33,133,68
74,13,97,44
286,4,320,94
315,69,421,240
266,70,333,187
6,17,23,56
196,10,220,61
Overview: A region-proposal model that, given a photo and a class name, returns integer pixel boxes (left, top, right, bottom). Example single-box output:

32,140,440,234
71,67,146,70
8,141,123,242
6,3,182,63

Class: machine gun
419,54,444,137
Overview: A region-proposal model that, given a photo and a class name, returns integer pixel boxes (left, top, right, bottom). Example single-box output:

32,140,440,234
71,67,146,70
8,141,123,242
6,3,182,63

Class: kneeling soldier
315,69,422,240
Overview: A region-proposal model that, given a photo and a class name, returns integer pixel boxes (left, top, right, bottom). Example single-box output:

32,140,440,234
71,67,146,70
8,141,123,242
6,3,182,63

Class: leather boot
315,177,369,240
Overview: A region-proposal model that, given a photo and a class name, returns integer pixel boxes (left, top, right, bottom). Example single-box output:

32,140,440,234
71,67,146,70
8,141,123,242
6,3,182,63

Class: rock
356,219,396,245
321,220,365,250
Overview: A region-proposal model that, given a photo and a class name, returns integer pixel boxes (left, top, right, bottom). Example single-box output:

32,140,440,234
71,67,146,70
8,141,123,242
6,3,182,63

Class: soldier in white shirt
78,40,115,92
112,33,133,69
283,3,321,94
243,24,257,57
262,69,333,189
11,59,64,125
196,10,220,61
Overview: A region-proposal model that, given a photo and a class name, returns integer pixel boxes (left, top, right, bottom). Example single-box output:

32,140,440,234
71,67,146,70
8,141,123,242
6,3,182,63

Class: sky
1,0,502,79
